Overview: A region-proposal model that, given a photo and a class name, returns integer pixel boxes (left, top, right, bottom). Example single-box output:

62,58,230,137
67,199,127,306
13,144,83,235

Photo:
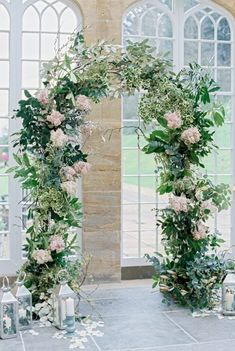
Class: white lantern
0,276,19,339
52,270,76,330
222,269,235,315
13,273,32,330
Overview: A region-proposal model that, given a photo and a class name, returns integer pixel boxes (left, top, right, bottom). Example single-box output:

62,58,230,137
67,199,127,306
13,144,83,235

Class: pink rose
60,166,76,181
73,161,91,174
192,223,208,240
49,235,65,253
75,95,92,113
164,112,182,129
169,195,190,213
47,110,65,127
200,200,217,215
61,181,77,196
181,127,200,145
50,129,68,148
36,89,49,105
32,249,52,264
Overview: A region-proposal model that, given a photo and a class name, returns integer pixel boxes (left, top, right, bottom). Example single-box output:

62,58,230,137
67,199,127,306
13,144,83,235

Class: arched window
122,0,234,266
0,0,82,275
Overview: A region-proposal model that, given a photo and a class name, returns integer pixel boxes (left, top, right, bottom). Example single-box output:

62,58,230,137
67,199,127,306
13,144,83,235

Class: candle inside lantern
4,316,11,329
66,297,74,317
224,289,234,311
19,309,26,319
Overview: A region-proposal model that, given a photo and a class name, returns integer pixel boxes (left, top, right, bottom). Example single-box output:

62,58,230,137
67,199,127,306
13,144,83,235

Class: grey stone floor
1,279,235,351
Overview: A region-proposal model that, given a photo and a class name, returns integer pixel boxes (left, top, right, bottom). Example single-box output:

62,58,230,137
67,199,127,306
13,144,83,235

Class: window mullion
8,0,23,269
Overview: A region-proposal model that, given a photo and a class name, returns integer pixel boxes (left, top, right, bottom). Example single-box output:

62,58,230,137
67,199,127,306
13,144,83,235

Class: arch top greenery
12,32,230,320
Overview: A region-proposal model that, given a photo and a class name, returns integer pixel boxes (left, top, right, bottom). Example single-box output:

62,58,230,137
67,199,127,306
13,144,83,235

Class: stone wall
74,0,235,282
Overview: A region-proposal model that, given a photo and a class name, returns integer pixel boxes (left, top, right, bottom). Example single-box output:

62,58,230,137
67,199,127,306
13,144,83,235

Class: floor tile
0,336,23,351
92,313,193,350
166,310,235,342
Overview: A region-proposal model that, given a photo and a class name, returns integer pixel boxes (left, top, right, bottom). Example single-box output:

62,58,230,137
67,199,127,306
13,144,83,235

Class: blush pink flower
61,181,77,196
192,223,208,240
32,249,52,265
181,127,200,145
200,200,217,215
73,161,91,174
164,112,182,129
36,89,49,105
80,121,96,136
169,195,190,213
47,110,65,127
60,166,76,181
76,95,92,113
49,235,65,253
50,129,68,148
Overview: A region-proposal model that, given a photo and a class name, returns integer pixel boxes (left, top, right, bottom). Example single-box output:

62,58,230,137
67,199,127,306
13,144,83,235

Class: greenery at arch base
11,33,231,320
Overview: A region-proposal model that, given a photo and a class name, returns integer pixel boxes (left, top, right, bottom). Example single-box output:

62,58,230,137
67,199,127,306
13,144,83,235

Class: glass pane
0,62,9,88
217,43,231,67
0,5,9,30
123,177,139,204
140,153,155,175
41,7,58,32
0,176,8,202
140,177,156,202
0,91,9,116
158,15,172,38
23,6,40,31
123,94,139,120
0,33,9,59
123,231,138,258
141,11,156,36
22,33,39,60
217,175,232,185
22,61,39,88
122,122,140,148
204,152,215,175
159,0,172,10
0,147,9,172
123,205,139,231
216,150,232,175
184,0,198,12
201,17,214,40
0,119,8,145
60,8,77,32
184,16,198,39
141,231,156,256
201,42,214,66
123,12,139,36
159,40,173,60
215,123,231,148
41,33,58,60
184,41,198,65
141,204,156,230
217,69,231,92
123,149,138,175
0,203,8,231
216,96,231,121
217,18,231,41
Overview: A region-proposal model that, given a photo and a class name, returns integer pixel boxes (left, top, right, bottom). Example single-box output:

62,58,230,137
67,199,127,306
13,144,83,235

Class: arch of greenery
11,33,230,319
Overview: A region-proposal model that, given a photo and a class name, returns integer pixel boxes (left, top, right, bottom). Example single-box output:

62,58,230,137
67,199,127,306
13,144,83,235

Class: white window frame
121,0,235,267
0,0,82,275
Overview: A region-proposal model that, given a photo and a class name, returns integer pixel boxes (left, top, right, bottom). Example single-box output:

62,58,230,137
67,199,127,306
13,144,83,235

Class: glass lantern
222,269,235,315
52,270,76,330
0,276,19,339
13,273,32,330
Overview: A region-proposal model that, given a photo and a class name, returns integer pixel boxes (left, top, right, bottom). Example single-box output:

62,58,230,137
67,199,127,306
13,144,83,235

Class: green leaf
213,111,224,127
13,153,22,165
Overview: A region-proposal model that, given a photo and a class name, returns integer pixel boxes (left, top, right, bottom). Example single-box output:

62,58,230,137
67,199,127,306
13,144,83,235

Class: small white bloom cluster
33,291,54,325
200,199,217,216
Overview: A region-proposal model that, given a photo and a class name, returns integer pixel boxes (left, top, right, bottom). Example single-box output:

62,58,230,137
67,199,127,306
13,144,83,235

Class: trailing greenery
143,64,231,310
11,32,230,315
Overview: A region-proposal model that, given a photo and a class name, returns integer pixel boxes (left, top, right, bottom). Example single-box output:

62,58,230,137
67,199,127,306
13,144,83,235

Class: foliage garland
11,33,230,317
